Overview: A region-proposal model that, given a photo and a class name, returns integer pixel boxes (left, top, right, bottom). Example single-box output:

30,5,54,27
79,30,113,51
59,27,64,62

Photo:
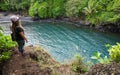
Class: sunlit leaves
91,52,101,60
108,43,120,63
91,52,110,64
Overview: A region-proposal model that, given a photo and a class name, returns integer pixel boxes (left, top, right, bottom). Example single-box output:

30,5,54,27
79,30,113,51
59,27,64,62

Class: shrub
38,2,48,18
29,1,39,17
0,27,16,63
51,0,65,18
108,43,120,63
91,52,110,64
29,0,65,18
71,54,87,73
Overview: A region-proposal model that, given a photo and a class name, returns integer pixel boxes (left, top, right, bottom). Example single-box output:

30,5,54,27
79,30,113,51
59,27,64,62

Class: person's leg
17,40,25,55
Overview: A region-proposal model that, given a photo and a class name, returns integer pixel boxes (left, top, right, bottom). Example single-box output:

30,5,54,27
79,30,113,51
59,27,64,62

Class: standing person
10,15,28,56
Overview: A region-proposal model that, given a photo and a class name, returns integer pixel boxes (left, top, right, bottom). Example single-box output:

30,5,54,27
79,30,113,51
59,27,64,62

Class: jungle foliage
0,0,120,24
0,0,30,11
29,0,65,18
0,26,16,63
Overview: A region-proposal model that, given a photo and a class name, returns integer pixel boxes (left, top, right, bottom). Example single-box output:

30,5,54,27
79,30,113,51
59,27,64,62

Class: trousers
17,40,25,54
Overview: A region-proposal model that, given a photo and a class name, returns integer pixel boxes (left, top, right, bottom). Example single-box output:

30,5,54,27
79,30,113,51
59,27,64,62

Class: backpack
11,32,16,41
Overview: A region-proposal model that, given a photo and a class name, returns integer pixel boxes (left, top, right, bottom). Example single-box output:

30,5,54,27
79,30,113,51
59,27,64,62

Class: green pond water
1,22,120,63
23,22,120,63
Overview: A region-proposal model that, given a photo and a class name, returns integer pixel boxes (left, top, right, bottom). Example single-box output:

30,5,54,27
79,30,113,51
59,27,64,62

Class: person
10,15,28,56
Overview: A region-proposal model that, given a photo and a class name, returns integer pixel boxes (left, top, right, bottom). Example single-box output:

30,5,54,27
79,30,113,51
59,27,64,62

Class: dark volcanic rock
85,62,120,75
95,22,120,33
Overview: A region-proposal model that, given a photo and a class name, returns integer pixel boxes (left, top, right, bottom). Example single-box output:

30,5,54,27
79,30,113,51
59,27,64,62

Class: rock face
95,22,120,33
85,62,120,75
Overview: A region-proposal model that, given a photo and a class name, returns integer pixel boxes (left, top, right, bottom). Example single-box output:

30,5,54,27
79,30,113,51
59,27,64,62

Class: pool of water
23,22,120,63
1,22,120,63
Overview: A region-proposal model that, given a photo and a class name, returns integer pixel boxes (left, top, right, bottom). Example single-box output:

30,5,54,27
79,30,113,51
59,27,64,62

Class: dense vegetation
0,27,16,63
0,0,120,25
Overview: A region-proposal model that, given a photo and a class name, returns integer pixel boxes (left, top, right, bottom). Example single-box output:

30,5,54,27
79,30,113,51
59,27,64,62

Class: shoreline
0,11,120,33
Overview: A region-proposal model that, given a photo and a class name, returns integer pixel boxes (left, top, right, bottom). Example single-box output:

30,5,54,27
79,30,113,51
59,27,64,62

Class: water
1,22,120,63
23,22,120,63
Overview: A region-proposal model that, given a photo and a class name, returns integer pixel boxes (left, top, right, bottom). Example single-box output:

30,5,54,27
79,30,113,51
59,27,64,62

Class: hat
10,15,19,22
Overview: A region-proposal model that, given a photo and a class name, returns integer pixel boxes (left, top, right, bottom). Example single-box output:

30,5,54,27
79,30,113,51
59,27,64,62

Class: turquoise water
23,22,120,63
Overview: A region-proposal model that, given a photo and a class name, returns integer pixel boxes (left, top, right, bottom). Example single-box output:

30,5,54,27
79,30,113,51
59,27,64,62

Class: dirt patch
1,45,76,75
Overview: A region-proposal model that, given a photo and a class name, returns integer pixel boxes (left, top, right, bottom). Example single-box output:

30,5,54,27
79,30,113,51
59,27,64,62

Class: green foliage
29,0,65,18
71,54,87,73
0,4,8,11
0,0,30,10
29,1,48,18
107,0,120,12
65,0,87,17
15,0,30,10
51,0,65,18
83,0,103,24
91,52,110,64
38,2,48,18
108,43,120,63
0,26,16,63
83,0,98,15
84,0,120,24
0,51,11,63
29,1,39,17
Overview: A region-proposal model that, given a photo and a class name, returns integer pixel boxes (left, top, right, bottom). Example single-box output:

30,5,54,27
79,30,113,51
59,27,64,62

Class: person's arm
19,32,28,42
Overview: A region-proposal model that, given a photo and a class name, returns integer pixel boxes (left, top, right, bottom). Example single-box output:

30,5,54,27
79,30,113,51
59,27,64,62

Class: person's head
10,15,20,27
10,15,24,32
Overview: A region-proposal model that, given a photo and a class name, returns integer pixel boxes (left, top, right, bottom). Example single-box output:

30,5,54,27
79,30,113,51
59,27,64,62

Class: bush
108,43,120,63
38,2,48,18
29,1,39,17
29,0,65,18
91,52,110,64
71,54,87,73
0,27,16,63
51,0,65,18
